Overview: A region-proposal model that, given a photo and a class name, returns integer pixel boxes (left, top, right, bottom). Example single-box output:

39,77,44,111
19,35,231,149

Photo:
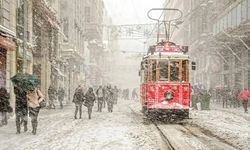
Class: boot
16,121,21,134
24,121,28,132
32,122,37,135
16,126,21,134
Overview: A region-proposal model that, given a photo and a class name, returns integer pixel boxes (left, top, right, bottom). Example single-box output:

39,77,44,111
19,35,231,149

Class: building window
248,0,250,20
1,0,10,28
85,7,90,23
223,15,228,30
232,7,237,28
228,11,232,28
241,0,247,22
236,4,241,26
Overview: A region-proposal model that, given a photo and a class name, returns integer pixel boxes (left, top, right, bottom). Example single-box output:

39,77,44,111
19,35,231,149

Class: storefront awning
53,67,65,77
46,15,60,30
0,36,16,50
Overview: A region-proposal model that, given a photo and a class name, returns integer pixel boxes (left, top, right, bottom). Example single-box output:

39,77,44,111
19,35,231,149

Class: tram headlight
164,91,174,101
173,85,177,91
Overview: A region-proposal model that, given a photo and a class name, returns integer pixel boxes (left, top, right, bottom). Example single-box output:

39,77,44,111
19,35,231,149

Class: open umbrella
11,73,40,91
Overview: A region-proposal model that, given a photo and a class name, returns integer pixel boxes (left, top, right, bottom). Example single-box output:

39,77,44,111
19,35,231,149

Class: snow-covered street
0,100,249,150
0,100,168,150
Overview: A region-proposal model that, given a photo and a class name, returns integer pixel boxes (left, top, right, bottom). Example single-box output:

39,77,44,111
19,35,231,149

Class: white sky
103,0,165,88
103,0,165,25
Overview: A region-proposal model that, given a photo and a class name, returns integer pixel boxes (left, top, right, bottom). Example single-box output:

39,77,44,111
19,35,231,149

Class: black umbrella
11,73,40,91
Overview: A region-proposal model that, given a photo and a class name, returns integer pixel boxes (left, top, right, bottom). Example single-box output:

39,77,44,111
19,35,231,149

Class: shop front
0,35,16,88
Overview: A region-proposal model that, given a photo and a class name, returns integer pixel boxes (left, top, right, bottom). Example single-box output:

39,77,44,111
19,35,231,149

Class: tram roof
143,52,189,60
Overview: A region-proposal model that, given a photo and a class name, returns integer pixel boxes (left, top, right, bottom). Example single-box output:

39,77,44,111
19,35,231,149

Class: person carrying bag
27,88,44,135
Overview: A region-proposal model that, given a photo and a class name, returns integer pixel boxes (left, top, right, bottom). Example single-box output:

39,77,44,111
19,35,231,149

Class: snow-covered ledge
0,25,16,37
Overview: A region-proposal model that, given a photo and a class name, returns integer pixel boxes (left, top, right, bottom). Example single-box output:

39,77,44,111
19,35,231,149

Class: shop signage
0,36,16,50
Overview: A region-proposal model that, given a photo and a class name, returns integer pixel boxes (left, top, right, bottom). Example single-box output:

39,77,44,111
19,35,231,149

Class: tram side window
152,60,157,81
159,60,168,81
170,61,180,82
182,60,189,82
144,60,148,82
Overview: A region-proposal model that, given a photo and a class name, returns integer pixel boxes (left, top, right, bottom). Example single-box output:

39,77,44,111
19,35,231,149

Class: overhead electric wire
145,0,171,44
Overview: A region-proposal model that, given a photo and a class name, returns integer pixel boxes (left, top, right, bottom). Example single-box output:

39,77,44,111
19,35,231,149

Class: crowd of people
192,85,249,113
72,85,120,120
0,83,63,135
47,85,65,109
0,85,45,135
0,82,140,135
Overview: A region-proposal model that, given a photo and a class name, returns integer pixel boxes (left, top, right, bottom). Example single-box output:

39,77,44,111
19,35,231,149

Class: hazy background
104,0,165,25
103,0,164,89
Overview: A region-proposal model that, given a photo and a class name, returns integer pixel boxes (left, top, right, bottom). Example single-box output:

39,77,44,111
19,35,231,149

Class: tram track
128,106,176,150
128,105,237,150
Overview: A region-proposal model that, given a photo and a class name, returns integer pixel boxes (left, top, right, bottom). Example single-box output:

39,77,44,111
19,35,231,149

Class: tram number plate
162,101,168,105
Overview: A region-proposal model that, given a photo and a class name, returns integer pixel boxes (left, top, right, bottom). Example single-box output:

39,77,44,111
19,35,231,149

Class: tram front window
159,60,168,81
170,61,180,82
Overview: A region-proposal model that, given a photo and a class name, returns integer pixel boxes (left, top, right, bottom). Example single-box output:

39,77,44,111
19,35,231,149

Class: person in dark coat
103,85,108,108
48,85,57,109
84,87,96,119
96,86,104,112
113,86,119,104
73,85,85,119
58,87,65,109
106,86,114,112
14,86,28,134
0,87,10,126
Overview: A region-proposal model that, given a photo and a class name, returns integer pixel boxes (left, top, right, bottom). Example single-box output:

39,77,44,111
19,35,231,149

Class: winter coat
27,88,44,108
48,86,57,99
84,91,96,107
58,88,65,99
14,86,28,113
106,88,114,104
0,88,10,112
239,90,250,100
96,87,104,98
73,88,84,104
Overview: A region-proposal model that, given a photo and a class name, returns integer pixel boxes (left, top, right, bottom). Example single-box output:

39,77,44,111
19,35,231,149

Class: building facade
32,0,60,98
165,0,250,90
0,0,17,107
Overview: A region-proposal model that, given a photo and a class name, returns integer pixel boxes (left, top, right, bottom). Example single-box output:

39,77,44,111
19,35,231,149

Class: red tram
139,41,190,120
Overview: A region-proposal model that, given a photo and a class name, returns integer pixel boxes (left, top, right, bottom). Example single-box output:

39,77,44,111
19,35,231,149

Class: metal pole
168,21,171,41
22,0,28,73
157,21,160,43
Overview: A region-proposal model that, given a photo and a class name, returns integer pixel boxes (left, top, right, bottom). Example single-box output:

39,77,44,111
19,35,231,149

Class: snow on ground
0,100,166,150
1,99,249,150
130,101,250,150
189,106,250,150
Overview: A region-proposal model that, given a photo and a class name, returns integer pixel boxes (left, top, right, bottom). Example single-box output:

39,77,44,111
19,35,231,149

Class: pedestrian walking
103,86,108,108
96,86,104,112
27,88,44,135
132,88,138,101
72,85,85,119
239,88,249,113
48,85,57,109
0,87,11,126
58,86,65,109
106,86,114,112
14,86,28,134
113,86,119,104
84,87,96,119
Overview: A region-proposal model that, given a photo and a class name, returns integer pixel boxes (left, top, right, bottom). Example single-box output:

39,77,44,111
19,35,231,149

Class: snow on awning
46,15,60,30
53,67,65,77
